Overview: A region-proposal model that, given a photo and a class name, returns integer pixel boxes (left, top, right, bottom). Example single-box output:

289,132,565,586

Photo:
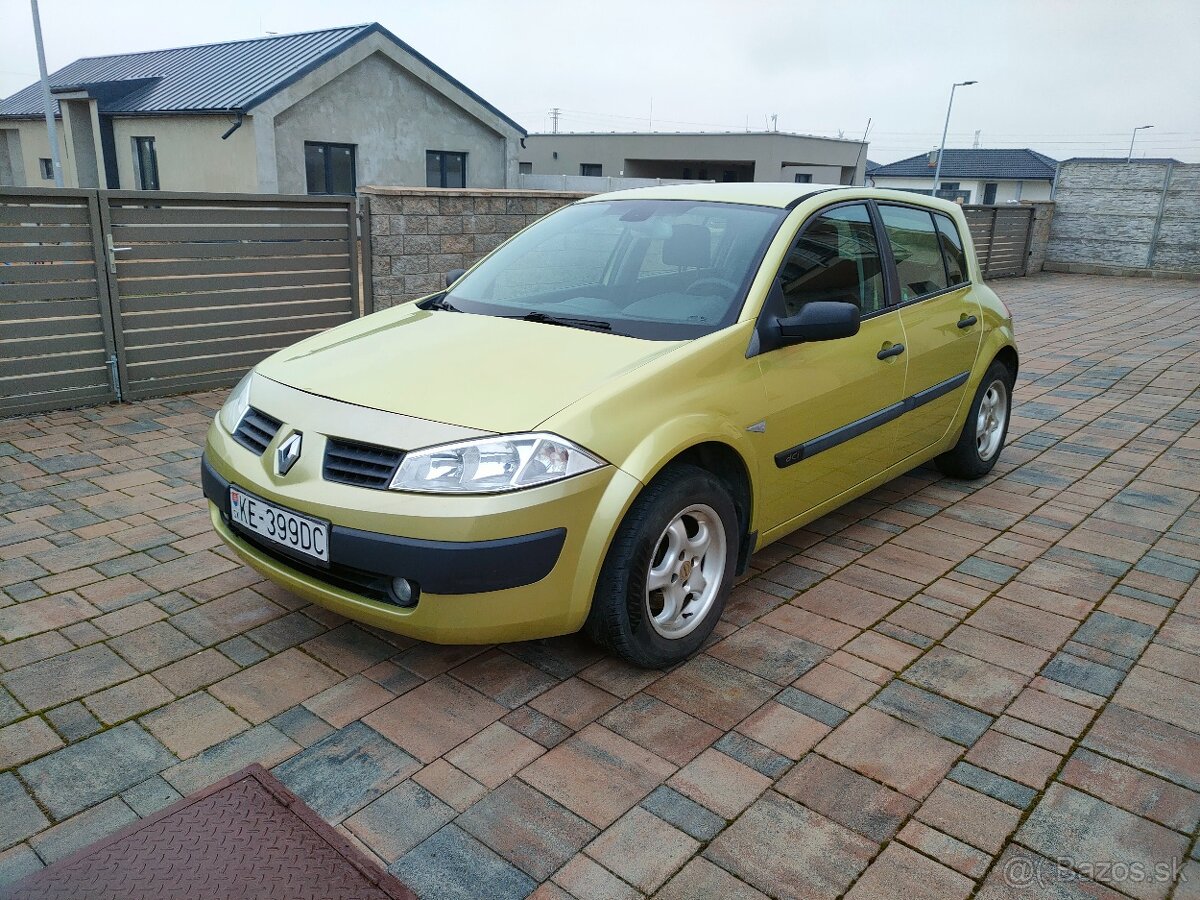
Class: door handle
957,315,978,329
877,343,905,360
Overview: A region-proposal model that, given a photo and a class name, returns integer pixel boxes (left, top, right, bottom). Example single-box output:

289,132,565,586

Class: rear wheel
584,464,737,668
935,360,1013,479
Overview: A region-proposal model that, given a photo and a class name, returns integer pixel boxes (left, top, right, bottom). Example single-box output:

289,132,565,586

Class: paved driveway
1,273,1198,899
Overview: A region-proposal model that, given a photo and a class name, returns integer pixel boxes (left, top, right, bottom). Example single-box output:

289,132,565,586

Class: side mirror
777,301,860,343
445,268,466,288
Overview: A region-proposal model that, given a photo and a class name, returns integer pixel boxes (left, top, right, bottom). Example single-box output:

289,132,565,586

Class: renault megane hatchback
202,183,1017,667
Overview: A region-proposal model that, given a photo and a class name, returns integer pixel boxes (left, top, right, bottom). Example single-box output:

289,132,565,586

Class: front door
755,202,909,533
878,204,983,460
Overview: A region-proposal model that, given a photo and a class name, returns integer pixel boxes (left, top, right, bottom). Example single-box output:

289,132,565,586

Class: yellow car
202,183,1016,667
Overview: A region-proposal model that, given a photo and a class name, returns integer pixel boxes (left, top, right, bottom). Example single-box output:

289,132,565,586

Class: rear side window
934,213,970,285
878,205,949,302
779,203,887,316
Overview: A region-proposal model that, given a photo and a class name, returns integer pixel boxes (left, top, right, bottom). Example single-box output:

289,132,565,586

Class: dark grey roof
0,23,525,133
869,148,1057,180
865,159,880,172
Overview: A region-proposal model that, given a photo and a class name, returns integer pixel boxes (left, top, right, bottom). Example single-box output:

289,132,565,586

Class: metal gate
0,188,122,416
1,187,359,416
963,204,1035,279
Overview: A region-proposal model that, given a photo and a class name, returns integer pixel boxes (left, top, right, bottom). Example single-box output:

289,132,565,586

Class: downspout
221,110,244,140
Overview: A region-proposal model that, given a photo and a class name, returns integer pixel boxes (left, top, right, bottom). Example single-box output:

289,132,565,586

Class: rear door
879,205,983,461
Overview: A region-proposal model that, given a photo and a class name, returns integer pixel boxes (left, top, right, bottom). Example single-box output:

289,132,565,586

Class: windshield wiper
419,294,461,312
521,311,612,332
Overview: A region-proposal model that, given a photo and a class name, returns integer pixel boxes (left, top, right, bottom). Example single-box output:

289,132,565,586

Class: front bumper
202,406,643,644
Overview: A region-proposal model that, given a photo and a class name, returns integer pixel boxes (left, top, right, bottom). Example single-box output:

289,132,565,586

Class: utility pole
972,129,981,149
769,113,778,132
548,107,561,134
31,0,63,187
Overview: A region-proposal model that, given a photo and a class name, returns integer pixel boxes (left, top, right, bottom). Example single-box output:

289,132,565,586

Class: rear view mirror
445,268,466,288
777,301,860,343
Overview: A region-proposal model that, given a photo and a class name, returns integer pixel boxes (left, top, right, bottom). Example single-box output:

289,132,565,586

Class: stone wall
361,187,591,311
1044,161,1200,277
1023,200,1055,274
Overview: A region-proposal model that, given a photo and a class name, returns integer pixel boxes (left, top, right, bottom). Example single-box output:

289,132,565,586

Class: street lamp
932,80,977,197
1127,124,1153,162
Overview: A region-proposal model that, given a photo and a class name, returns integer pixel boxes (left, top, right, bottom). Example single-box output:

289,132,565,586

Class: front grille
232,408,282,455
323,437,405,489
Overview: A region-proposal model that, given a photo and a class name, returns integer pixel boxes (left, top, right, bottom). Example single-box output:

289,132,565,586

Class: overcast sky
3,0,1198,163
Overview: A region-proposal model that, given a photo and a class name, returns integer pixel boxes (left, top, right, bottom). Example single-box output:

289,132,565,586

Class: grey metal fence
0,187,360,417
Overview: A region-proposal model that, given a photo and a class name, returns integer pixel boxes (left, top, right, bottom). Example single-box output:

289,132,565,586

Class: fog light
391,577,419,607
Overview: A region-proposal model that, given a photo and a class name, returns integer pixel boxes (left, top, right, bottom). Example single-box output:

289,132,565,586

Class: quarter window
426,151,466,188
933,213,970,285
878,205,949,302
305,142,356,195
779,203,887,316
132,137,159,190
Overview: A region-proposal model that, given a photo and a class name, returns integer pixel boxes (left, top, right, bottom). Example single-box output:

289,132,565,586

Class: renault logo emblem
276,432,302,476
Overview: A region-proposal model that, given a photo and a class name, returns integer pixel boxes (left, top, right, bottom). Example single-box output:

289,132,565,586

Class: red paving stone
1,274,1199,897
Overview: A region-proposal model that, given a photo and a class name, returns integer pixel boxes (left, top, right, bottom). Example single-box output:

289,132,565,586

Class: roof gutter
220,110,244,140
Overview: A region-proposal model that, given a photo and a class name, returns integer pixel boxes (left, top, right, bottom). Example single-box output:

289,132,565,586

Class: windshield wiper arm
419,294,461,312
522,311,612,332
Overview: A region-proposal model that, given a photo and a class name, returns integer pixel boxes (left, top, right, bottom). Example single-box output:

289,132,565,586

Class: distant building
867,149,1057,204
520,132,869,185
0,24,525,193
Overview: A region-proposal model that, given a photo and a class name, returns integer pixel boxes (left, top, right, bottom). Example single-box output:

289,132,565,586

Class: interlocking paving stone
1017,783,1189,900
19,722,176,819
345,780,457,864
28,796,138,865
390,824,536,900
273,721,419,823
705,790,876,900
1,644,137,712
869,680,993,745
639,785,725,841
776,752,917,843
0,773,49,851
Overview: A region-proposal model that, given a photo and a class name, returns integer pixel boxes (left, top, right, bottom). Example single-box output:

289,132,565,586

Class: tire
935,360,1013,479
584,464,738,668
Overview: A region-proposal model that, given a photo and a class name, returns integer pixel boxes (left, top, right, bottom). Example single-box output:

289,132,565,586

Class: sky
2,0,1198,163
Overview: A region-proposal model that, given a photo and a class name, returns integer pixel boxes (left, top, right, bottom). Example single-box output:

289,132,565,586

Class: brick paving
0,272,1198,898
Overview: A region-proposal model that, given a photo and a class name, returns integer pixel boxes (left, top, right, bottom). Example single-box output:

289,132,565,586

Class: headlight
389,432,605,493
218,372,254,433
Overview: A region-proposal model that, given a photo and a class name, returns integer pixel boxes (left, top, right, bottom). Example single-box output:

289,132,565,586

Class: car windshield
443,199,787,340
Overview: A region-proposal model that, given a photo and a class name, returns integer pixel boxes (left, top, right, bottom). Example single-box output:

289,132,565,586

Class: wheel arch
646,440,756,576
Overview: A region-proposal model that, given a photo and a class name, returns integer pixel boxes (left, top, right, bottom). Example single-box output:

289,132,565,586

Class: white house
867,149,1057,204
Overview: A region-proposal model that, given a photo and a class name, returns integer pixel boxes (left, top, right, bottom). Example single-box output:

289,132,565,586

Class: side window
779,203,886,316
879,206,948,301
933,213,970,285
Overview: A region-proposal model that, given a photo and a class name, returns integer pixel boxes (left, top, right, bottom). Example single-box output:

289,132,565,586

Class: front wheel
935,360,1013,479
584,464,738,668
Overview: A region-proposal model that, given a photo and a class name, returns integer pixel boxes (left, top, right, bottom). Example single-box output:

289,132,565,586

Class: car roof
577,182,968,216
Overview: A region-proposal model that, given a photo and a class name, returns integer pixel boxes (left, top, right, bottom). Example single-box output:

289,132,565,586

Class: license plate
229,486,329,563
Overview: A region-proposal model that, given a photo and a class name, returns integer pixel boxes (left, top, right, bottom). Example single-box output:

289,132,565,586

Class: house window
519,162,532,174
982,182,998,204
39,158,53,180
304,142,356,195
426,151,466,188
132,137,159,190
794,173,812,184
580,163,602,177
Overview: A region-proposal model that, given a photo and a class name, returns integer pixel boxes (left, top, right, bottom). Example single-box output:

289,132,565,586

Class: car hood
256,305,684,434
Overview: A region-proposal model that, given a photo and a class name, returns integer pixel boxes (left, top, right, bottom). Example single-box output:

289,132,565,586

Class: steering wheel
685,277,738,297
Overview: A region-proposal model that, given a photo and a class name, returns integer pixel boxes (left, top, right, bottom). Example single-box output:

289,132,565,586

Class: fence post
352,195,367,317
984,206,999,277
1145,161,1173,270
90,190,129,401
